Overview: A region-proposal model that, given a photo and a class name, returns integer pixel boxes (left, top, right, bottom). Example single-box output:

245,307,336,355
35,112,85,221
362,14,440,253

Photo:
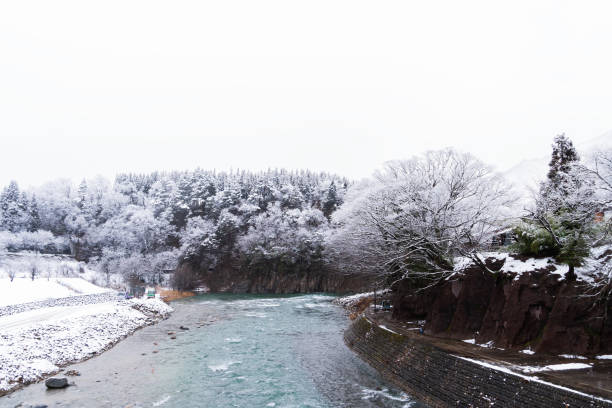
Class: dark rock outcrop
392,264,612,356
176,261,376,294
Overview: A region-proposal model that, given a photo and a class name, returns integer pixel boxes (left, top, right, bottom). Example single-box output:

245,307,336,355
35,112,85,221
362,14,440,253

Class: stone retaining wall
344,316,612,408
0,292,118,317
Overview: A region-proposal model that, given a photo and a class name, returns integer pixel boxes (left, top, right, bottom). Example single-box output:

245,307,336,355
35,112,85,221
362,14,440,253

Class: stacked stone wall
345,316,612,407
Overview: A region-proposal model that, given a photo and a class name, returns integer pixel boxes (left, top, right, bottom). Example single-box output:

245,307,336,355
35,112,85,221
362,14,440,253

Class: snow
596,355,612,360
518,363,592,374
333,290,389,308
520,349,535,355
500,256,567,278
0,297,171,393
378,325,400,335
543,363,592,371
0,277,111,307
559,354,587,360
461,338,498,349
453,251,600,284
455,356,612,404
453,256,475,272
55,277,111,295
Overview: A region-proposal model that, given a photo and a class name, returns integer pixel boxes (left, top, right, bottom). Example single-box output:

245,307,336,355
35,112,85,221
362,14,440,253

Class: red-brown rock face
392,264,612,356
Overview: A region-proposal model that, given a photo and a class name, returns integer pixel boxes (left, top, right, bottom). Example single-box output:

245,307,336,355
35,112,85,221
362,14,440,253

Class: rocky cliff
392,260,612,356
175,260,376,294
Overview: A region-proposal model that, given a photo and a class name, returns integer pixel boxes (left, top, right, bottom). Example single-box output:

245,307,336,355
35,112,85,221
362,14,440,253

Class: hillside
0,253,116,307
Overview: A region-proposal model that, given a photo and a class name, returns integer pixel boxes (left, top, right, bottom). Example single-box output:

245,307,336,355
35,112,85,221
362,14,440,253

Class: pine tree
322,181,339,218
529,134,591,281
18,192,32,231
547,134,580,184
0,181,22,232
29,194,42,231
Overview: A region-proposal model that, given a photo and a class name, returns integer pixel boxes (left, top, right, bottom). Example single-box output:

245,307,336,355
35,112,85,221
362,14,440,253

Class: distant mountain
503,130,612,204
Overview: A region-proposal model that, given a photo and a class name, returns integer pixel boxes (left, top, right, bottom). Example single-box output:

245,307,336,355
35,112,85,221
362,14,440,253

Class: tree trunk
565,264,577,281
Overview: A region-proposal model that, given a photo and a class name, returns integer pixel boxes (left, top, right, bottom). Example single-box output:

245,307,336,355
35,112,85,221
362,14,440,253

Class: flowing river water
2,294,424,408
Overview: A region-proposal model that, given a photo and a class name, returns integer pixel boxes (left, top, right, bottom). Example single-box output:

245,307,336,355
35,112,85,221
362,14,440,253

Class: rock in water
45,377,68,389
179,326,189,330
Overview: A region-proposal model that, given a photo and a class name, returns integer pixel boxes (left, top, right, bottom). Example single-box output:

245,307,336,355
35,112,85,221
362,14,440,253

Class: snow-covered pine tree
547,134,580,185
322,181,339,219
29,194,42,231
0,181,24,232
18,191,32,231
524,134,595,281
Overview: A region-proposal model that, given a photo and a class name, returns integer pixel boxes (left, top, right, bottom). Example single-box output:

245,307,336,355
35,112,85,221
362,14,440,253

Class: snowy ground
452,244,612,284
333,290,390,308
0,251,124,297
0,277,111,307
0,297,172,394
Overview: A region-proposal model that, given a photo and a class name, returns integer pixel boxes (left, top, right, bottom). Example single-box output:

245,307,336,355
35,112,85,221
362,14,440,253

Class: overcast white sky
1,0,611,188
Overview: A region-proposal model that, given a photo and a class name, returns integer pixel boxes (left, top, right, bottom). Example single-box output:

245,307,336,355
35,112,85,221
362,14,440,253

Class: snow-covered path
0,292,118,318
0,302,118,332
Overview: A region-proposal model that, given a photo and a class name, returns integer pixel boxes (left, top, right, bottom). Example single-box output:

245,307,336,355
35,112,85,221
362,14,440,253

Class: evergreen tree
525,134,593,281
547,134,580,184
322,181,339,218
29,194,42,231
18,192,32,230
0,181,22,232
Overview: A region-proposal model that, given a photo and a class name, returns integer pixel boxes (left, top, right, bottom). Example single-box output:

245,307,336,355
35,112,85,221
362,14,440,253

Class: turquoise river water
2,294,423,407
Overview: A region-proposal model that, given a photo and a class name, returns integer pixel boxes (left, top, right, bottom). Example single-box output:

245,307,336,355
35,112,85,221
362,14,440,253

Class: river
2,294,423,407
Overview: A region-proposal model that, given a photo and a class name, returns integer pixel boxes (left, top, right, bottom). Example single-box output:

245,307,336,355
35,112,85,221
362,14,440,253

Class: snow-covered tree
28,194,42,231
547,134,580,185
238,203,327,268
520,135,598,280
326,149,516,285
0,181,27,232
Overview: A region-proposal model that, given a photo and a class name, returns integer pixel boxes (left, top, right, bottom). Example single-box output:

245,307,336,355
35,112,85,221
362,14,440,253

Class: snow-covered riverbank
0,297,172,395
0,256,173,396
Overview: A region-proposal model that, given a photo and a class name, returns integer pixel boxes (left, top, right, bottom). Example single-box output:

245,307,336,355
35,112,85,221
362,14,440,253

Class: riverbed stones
45,377,68,389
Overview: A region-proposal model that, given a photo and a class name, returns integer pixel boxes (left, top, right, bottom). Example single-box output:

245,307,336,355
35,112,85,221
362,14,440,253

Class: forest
1,136,611,293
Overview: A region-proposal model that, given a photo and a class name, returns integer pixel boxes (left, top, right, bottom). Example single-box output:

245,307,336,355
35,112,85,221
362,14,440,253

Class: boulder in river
45,377,69,389
179,326,189,330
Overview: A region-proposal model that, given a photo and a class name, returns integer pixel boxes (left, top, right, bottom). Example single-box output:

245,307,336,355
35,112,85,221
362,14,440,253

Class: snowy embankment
452,244,612,284
0,297,172,395
0,253,173,395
